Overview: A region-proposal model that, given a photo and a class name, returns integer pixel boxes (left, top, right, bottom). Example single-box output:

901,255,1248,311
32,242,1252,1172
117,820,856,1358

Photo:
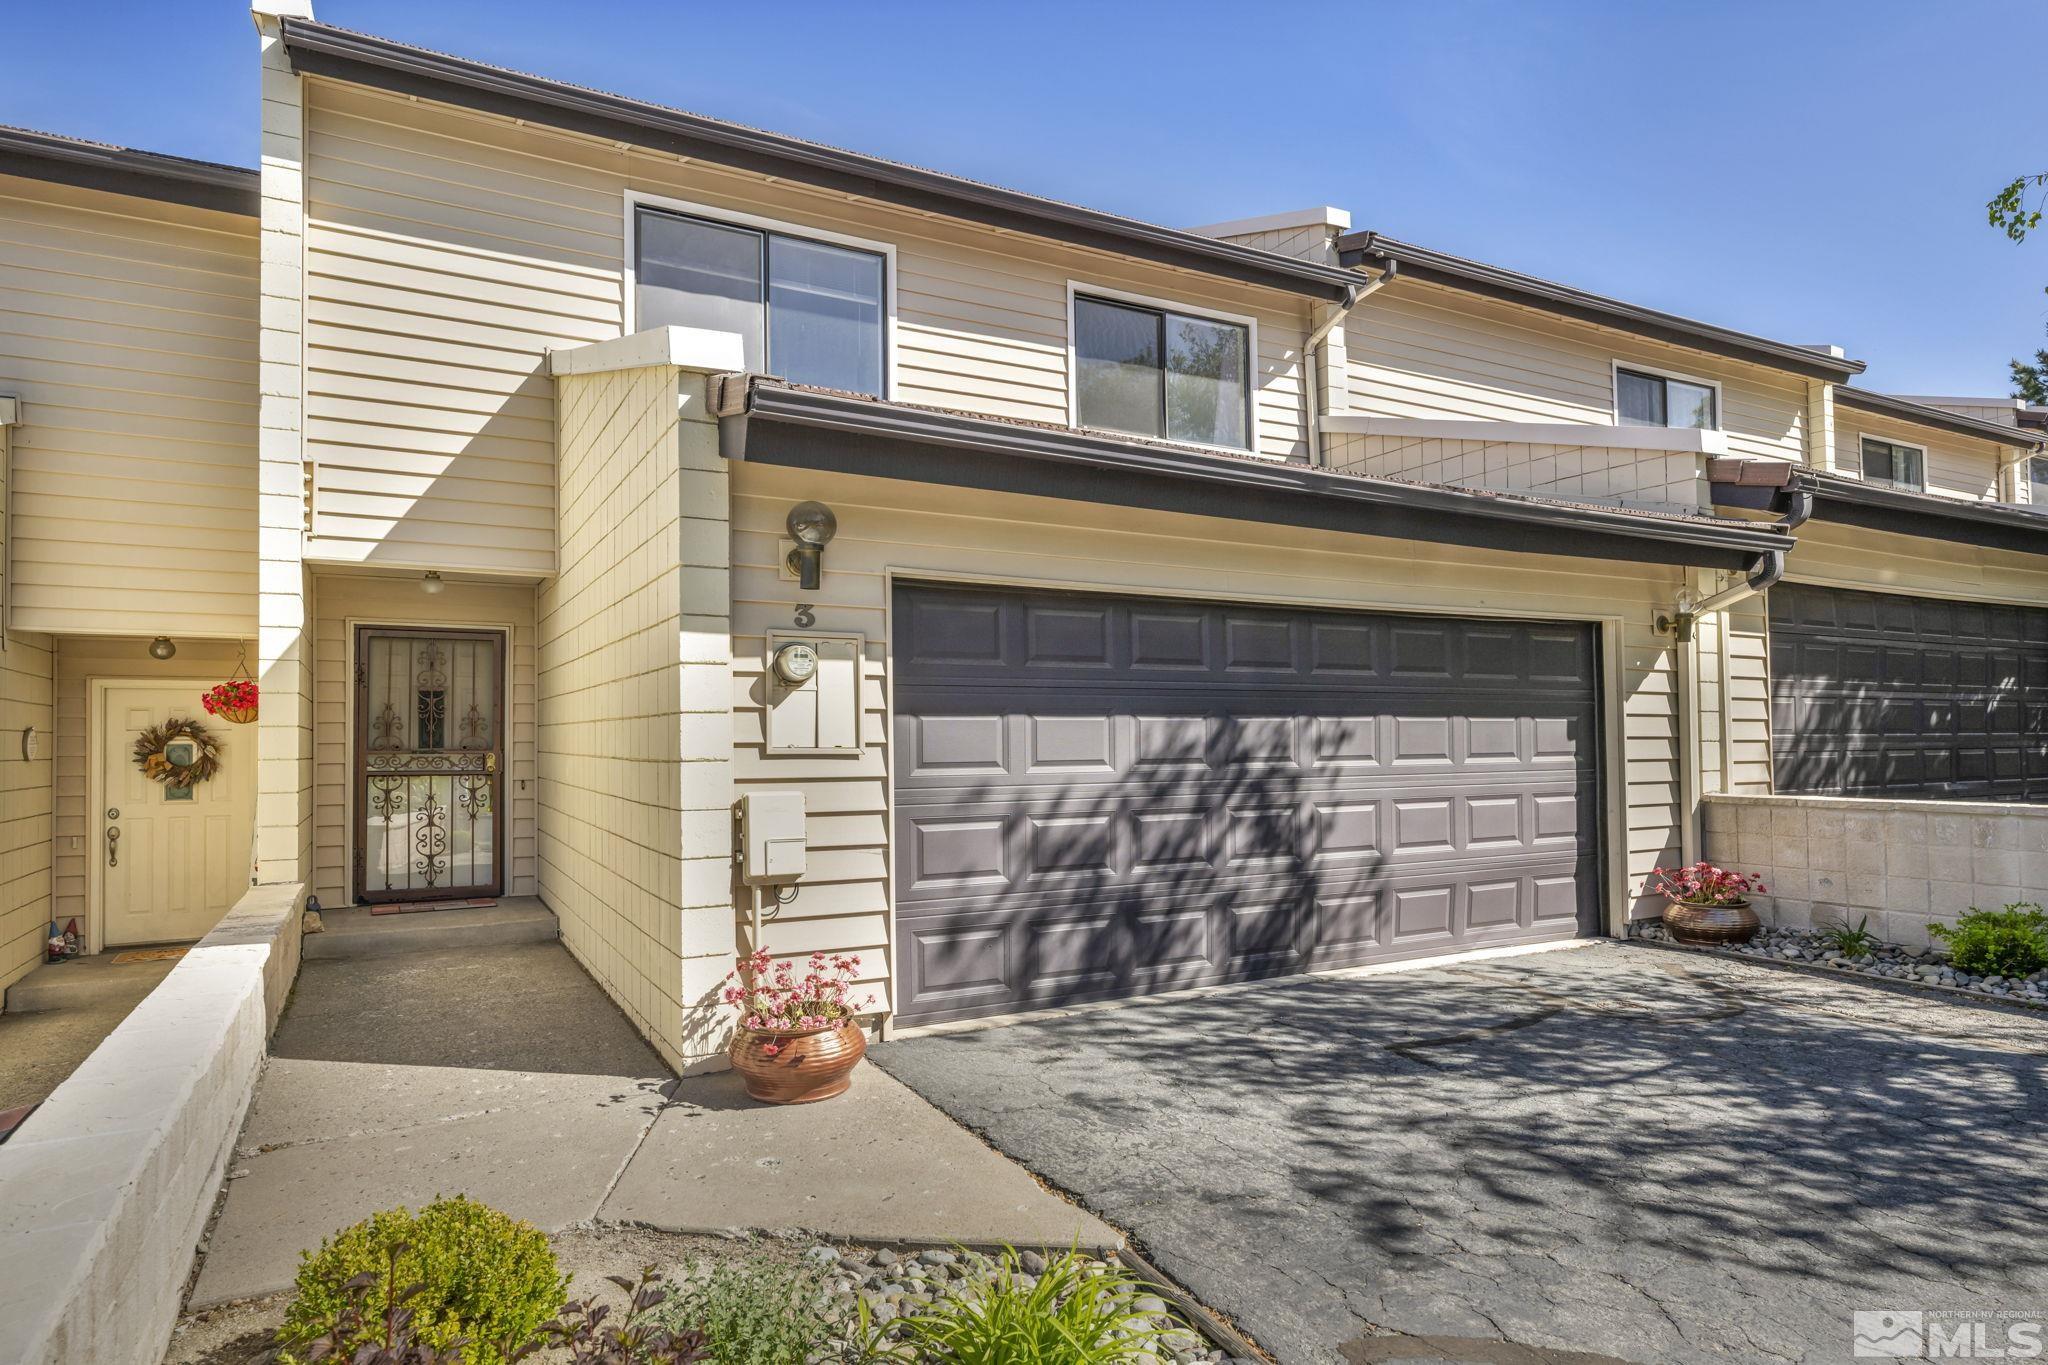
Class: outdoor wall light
421,571,446,595
148,636,177,661
785,501,838,590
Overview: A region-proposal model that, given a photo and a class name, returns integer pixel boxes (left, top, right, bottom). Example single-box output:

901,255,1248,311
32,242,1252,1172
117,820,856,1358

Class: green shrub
275,1195,566,1365
1930,903,2048,978
1814,914,1879,959
896,1248,1183,1365
649,1255,840,1365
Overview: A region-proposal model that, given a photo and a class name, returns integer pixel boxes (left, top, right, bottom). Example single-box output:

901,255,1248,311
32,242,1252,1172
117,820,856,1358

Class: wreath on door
133,718,222,788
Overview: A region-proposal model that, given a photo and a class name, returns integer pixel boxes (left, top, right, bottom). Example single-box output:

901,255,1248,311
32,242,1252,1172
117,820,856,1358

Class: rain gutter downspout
1657,484,1813,641
1304,260,1396,466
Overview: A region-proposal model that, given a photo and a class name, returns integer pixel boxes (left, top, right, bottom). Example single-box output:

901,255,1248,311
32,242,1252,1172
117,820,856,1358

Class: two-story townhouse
0,127,261,995
5,3,2042,1074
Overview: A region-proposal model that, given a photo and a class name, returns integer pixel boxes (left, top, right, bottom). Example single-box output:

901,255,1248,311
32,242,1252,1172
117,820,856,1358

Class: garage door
1770,581,2048,801
892,583,1604,1025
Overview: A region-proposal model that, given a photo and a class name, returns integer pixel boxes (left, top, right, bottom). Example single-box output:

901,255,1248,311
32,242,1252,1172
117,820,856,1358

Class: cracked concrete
873,941,2048,1365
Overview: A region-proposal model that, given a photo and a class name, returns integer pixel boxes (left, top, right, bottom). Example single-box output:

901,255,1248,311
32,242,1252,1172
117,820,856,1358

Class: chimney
1186,207,1350,268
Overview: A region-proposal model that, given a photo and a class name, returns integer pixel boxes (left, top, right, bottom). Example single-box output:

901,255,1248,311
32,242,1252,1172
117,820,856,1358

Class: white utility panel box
738,790,807,884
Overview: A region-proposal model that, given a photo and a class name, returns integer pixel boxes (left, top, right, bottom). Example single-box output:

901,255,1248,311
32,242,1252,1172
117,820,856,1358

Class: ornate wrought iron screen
355,628,504,900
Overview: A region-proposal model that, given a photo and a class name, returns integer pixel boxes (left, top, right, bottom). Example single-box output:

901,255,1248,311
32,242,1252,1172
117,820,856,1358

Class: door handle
106,825,120,868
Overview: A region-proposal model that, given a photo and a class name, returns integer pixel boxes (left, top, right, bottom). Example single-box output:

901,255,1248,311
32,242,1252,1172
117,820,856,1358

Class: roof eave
1339,232,1865,383
1784,470,2048,555
719,381,1791,573
1832,387,2045,450
277,20,1356,302
0,127,258,216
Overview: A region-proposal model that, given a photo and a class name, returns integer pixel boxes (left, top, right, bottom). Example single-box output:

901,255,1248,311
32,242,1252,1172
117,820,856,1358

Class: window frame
2027,454,2048,506
624,191,897,397
1857,432,1928,493
1611,360,1723,432
1065,281,1261,456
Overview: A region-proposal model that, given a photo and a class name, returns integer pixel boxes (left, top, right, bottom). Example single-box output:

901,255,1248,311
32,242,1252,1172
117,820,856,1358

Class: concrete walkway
190,940,1113,1307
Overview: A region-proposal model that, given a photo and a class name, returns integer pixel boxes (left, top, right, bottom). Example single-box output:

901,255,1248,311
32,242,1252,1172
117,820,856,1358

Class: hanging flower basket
201,678,259,725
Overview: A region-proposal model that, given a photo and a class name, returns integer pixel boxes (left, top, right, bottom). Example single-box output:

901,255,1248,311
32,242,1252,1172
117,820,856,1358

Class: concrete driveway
872,942,2048,1365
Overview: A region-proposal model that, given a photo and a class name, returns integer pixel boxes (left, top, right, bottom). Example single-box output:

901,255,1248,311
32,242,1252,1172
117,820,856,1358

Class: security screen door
355,627,505,901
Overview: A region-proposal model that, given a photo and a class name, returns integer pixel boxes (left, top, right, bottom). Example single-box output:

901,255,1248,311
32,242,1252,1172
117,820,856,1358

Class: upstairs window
1861,437,1926,492
2030,455,2048,505
633,207,886,397
1074,295,1251,449
1617,366,1717,429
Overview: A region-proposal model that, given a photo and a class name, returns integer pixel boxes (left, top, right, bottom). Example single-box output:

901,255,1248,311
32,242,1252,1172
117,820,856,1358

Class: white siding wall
309,575,539,910
297,76,1317,587
1833,409,2011,503
1323,434,1703,512
1346,283,1806,465
0,624,53,993
0,174,258,637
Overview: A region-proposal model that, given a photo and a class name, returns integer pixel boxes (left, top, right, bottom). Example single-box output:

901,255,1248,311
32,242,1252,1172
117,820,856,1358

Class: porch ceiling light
785,501,838,591
421,571,445,595
148,636,176,661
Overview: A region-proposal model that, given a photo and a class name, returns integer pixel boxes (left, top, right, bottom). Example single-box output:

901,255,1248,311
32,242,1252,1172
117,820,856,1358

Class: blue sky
9,0,2047,394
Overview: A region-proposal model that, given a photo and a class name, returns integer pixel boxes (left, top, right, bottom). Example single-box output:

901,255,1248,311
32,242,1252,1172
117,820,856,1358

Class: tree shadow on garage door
876,946,2048,1361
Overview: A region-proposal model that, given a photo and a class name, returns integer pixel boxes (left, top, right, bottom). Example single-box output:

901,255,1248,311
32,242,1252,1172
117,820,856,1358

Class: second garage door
892,583,1604,1025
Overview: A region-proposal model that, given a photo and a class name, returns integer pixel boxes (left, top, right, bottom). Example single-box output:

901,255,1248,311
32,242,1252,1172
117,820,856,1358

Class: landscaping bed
165,1221,1254,1365
1630,919,2048,1008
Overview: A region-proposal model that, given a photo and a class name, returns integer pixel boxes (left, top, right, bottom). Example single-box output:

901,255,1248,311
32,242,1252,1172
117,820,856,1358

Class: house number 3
792,604,816,628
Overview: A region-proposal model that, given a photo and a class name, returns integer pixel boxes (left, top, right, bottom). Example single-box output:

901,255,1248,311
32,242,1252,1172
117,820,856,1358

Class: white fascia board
0,397,16,426
1321,414,1729,455
1185,206,1351,239
547,326,746,378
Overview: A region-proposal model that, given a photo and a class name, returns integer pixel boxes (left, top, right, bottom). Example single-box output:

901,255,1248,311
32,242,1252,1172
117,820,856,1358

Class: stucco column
252,3,314,885
673,374,737,1068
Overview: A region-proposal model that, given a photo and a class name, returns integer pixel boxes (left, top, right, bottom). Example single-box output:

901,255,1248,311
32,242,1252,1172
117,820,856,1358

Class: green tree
1989,173,2048,399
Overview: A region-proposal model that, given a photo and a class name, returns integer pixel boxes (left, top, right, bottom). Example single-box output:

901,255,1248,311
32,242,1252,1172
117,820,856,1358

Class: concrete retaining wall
0,881,306,1365
1702,794,2048,946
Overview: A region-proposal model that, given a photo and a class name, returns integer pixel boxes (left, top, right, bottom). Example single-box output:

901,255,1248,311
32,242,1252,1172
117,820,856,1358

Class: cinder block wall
1702,793,2048,947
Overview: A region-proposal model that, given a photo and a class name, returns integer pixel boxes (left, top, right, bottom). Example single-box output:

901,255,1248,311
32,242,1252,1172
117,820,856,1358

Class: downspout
1302,261,1395,466
1656,485,1813,641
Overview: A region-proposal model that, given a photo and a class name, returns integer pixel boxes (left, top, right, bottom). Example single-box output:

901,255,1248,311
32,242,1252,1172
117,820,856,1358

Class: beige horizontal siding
309,575,539,911
728,460,1697,1016
1347,282,1805,465
299,76,1316,544
0,174,258,636
1833,408,2010,503
0,621,52,993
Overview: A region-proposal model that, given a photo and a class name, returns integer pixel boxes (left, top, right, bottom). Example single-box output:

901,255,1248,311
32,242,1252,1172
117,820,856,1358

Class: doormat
111,947,188,965
0,1102,37,1145
367,898,498,916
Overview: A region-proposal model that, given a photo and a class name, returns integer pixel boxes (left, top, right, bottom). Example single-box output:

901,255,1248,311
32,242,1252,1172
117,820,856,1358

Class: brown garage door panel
892,584,1603,1024
1770,582,2048,802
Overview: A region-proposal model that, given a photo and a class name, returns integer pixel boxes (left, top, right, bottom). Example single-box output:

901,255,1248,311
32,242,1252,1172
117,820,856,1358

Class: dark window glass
1617,367,1716,429
2030,456,2048,506
1862,437,1925,491
1076,298,1165,438
634,208,886,396
1075,295,1251,448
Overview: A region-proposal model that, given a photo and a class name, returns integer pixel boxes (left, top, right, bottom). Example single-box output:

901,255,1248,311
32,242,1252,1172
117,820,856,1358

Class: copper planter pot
1663,897,1761,947
729,1020,866,1104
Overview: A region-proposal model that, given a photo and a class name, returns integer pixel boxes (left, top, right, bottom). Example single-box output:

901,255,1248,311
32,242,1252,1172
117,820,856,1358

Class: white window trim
1611,359,1724,432
623,190,899,397
1064,280,1266,458
1854,429,1929,492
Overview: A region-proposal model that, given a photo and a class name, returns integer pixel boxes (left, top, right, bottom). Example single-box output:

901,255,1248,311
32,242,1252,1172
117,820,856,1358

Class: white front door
99,683,256,946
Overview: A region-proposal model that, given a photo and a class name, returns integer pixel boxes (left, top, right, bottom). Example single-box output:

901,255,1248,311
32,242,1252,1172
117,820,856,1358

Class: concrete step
303,897,558,961
4,950,184,1015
